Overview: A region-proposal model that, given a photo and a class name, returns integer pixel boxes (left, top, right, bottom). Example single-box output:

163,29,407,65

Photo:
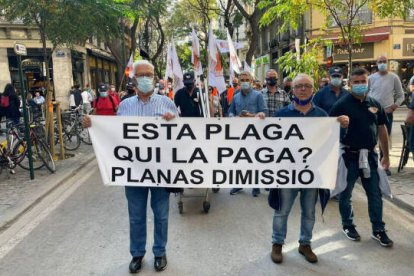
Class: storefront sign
14,43,27,56
329,43,373,61
55,50,65,57
403,38,414,56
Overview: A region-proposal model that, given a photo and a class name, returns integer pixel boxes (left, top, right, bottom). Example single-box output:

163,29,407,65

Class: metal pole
18,55,34,179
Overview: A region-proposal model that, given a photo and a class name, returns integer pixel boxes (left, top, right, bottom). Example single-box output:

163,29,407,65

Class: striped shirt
117,94,178,117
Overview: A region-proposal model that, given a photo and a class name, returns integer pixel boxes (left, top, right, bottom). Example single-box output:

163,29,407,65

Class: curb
0,153,96,233
386,196,414,215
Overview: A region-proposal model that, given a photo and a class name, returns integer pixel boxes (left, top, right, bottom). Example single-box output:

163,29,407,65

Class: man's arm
228,97,236,117
393,75,404,107
378,125,390,169
406,109,414,125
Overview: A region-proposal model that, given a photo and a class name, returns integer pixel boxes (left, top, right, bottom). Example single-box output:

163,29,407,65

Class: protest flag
191,28,203,76
208,26,226,94
124,54,134,78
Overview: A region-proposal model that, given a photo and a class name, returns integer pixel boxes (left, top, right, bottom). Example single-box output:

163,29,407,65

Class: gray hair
133,60,155,73
292,73,314,86
283,77,292,83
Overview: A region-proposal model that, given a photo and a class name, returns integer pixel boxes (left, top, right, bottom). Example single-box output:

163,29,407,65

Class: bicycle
18,121,56,173
0,122,27,175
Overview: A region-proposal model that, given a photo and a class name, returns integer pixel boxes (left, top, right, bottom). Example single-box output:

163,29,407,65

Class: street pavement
0,107,413,275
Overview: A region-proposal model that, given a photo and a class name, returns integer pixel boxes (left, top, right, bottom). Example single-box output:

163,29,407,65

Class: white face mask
136,77,154,94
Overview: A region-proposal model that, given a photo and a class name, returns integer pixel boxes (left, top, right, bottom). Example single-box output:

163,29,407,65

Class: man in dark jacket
1,83,21,126
73,84,83,108
269,73,348,264
174,71,203,117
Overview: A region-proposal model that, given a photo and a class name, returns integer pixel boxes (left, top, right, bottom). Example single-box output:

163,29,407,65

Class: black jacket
2,93,21,119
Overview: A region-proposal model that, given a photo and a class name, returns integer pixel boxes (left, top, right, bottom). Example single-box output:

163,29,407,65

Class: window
329,5,372,27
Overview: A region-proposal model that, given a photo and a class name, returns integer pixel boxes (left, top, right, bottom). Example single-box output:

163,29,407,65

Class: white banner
216,39,244,53
89,116,340,189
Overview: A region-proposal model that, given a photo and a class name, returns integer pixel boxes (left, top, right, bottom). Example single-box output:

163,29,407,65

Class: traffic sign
14,43,27,56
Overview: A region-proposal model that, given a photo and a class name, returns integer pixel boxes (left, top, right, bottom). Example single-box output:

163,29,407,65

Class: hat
98,83,108,92
126,79,137,90
329,67,343,77
183,71,195,84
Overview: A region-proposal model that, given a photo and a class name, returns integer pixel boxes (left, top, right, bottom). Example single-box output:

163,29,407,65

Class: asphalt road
0,159,413,276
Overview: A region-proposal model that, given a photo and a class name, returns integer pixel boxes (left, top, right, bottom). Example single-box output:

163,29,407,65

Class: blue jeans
125,187,170,257
272,188,318,245
339,151,385,231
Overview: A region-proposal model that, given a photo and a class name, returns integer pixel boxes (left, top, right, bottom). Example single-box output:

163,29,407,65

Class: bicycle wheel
36,138,56,173
63,130,81,151
11,139,27,166
79,127,92,145
18,140,46,170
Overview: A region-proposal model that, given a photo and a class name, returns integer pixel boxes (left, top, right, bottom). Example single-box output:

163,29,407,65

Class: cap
183,71,195,84
98,83,108,92
329,67,343,77
126,79,137,90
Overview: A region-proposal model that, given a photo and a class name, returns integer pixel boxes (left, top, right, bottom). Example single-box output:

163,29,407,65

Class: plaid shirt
261,87,291,117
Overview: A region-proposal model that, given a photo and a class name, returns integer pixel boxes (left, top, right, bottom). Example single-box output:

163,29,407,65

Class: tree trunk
245,14,261,66
347,42,353,76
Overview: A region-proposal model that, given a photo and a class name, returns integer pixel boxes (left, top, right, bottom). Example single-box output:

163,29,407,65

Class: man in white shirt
81,86,93,114
368,55,404,175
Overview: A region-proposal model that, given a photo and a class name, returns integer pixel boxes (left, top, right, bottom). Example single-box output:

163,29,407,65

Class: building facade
0,20,121,108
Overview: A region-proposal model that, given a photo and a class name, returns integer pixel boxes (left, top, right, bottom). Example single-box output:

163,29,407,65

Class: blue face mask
136,77,154,94
293,95,313,106
240,82,251,91
99,92,108,97
378,63,387,72
330,77,342,87
351,84,368,96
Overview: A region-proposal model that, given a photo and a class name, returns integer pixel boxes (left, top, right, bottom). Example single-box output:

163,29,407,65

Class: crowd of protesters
79,55,414,274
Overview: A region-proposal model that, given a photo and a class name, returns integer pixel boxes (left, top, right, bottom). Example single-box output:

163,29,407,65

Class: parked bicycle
18,121,56,173
0,122,27,174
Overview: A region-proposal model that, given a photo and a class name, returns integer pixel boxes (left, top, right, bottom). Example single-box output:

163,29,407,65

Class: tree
167,0,219,68
139,0,169,79
233,0,265,66
259,0,413,74
276,40,327,87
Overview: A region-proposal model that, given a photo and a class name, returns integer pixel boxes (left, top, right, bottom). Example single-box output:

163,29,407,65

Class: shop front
87,49,118,90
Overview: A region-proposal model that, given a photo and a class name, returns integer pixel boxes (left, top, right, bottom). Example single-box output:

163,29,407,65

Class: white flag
243,61,254,77
165,41,184,93
208,26,227,94
216,39,244,53
125,54,134,78
191,28,203,76
227,29,242,75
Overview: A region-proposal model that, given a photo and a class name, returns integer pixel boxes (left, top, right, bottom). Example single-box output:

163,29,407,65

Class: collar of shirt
136,94,155,104
287,102,316,113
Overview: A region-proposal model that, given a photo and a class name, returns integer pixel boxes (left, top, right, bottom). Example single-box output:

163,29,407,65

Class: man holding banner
269,73,349,264
83,60,177,273
228,71,266,197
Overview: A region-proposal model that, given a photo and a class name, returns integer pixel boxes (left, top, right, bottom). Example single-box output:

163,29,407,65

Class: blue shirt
313,85,348,114
117,94,178,117
275,103,328,117
228,89,266,116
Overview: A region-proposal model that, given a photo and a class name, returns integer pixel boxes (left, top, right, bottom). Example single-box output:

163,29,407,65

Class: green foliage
277,40,326,86
0,0,125,47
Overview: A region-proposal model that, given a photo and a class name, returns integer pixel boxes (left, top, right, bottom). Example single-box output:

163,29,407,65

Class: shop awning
311,26,390,44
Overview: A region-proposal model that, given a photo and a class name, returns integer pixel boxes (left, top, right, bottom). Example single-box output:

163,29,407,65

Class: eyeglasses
240,79,250,82
293,84,313,90
377,60,387,64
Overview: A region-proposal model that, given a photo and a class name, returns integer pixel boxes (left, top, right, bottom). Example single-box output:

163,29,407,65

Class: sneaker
230,188,243,195
343,225,361,241
372,230,393,247
298,244,318,263
271,243,283,264
252,188,260,197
